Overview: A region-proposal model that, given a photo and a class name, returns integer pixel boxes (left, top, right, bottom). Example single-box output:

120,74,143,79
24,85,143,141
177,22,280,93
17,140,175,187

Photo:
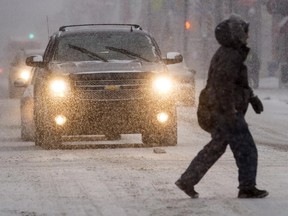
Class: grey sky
0,0,65,56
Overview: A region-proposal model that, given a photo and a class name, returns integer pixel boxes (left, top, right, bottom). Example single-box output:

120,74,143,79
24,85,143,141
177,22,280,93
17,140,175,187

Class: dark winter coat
206,38,252,115
197,15,255,132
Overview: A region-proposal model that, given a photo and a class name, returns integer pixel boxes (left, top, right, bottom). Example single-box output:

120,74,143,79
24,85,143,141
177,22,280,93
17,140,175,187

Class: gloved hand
250,96,263,114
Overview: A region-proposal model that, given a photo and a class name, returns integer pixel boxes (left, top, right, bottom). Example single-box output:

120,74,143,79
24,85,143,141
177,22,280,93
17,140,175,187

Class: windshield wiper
105,46,151,62
68,44,108,62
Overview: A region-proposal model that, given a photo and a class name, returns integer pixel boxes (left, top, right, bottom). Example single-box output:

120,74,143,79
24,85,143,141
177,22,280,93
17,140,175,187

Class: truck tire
20,100,35,142
8,83,16,99
21,122,34,141
184,87,196,107
35,111,61,149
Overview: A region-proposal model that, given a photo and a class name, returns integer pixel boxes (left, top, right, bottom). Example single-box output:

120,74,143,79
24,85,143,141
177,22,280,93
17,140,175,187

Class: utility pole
229,0,233,13
183,0,189,59
122,0,131,23
147,0,152,32
215,0,223,24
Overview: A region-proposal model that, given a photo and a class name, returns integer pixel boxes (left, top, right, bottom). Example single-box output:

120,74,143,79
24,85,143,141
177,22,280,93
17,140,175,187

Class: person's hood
215,14,249,48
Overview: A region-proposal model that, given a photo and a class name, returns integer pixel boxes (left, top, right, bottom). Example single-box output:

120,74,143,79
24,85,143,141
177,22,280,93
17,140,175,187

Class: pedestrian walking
175,14,268,199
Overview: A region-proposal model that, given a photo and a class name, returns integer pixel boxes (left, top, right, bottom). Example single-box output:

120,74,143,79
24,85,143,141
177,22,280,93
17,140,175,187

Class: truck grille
72,72,152,101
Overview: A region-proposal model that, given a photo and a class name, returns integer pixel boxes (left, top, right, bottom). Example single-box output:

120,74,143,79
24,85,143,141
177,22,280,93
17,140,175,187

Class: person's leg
228,113,257,189
179,134,228,187
175,133,227,198
227,113,268,198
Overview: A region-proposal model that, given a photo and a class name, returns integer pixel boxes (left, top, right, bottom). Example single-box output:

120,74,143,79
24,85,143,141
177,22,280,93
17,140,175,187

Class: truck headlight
157,112,169,123
50,79,70,97
153,77,173,94
19,69,31,81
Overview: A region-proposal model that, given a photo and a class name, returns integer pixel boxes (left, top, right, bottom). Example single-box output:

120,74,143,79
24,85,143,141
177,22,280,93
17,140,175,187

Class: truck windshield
54,32,160,62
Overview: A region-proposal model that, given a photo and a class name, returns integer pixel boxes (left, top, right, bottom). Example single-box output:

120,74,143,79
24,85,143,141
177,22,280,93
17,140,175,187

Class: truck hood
48,60,167,74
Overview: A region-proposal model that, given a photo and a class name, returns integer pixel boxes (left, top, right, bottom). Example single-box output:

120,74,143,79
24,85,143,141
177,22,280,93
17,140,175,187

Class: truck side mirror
163,52,183,65
26,55,44,67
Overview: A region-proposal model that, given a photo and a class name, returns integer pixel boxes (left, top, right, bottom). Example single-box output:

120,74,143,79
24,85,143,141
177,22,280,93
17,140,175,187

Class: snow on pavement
0,77,287,216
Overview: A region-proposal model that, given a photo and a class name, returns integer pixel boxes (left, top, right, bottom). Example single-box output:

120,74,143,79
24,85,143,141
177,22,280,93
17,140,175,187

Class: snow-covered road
0,77,287,216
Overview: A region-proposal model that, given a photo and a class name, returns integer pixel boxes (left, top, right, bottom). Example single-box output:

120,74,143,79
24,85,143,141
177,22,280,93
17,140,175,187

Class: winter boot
175,179,199,198
238,187,269,198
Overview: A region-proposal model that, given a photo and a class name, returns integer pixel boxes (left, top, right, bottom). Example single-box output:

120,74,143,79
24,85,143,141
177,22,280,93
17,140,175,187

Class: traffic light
28,33,35,40
185,21,191,30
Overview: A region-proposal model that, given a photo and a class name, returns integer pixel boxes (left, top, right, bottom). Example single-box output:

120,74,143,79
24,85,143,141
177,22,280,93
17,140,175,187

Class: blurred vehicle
2,39,41,78
14,68,37,141
3,38,41,61
167,52,196,106
26,24,183,149
246,49,260,89
8,49,43,98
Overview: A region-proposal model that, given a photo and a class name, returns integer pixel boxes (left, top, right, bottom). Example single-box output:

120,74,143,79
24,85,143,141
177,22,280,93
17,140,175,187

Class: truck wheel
37,126,61,150
142,132,158,147
21,122,34,141
185,81,196,106
35,113,61,149
20,100,35,141
35,127,43,147
142,124,177,147
8,84,16,99
184,88,195,106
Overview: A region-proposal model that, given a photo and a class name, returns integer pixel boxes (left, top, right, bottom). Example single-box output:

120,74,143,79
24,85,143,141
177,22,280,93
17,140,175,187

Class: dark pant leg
180,133,228,186
227,113,258,189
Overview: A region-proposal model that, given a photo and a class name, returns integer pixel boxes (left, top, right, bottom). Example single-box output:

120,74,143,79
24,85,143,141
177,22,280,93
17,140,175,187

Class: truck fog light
55,115,67,126
157,112,169,123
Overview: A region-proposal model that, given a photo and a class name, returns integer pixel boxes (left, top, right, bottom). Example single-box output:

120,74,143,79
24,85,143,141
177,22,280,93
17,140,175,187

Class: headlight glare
50,79,70,97
153,77,173,94
55,115,67,126
19,70,31,81
157,112,169,123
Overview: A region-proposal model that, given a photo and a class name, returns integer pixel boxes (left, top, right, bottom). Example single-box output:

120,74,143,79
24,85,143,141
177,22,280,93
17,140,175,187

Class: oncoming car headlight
19,69,31,81
49,79,71,97
152,76,174,94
